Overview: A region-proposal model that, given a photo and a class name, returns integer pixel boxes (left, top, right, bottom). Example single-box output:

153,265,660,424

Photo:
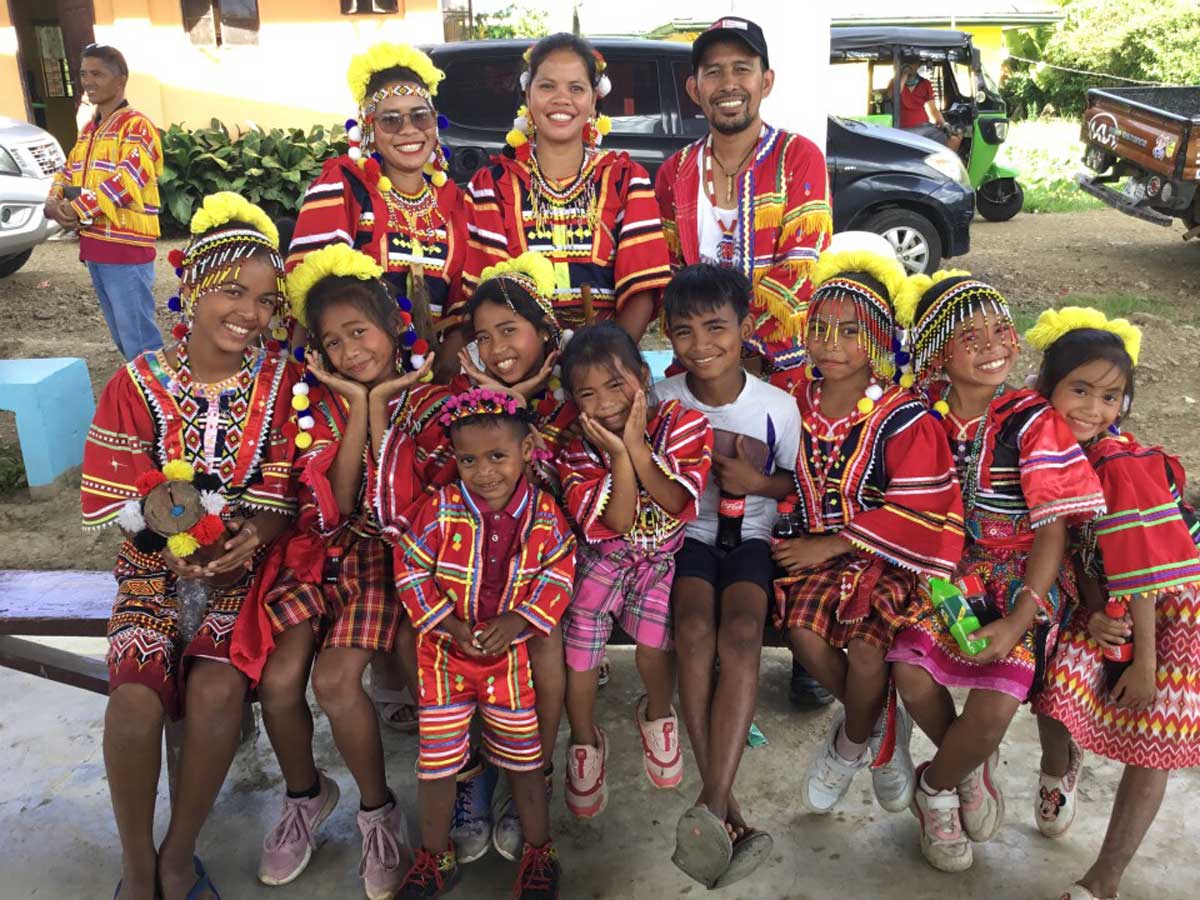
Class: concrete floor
1,642,1195,900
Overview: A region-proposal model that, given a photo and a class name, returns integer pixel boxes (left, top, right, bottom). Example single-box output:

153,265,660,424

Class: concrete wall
0,4,28,121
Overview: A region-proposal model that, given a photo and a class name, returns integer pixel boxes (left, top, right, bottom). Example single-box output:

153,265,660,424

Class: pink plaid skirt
562,538,678,672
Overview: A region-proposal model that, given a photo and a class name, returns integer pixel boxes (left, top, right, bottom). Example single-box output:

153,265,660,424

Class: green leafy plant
157,119,348,233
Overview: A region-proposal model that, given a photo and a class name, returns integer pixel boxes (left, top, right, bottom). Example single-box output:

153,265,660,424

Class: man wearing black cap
657,15,836,892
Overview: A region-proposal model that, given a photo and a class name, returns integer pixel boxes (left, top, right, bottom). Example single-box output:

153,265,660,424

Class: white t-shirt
655,371,800,545
697,179,738,267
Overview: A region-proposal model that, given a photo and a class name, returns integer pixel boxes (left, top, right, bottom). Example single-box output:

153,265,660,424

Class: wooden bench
0,569,257,797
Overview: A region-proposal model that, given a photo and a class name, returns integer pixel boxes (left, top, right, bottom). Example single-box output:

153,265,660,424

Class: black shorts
673,537,774,598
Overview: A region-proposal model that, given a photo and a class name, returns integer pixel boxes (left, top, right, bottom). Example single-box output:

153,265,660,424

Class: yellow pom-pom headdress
286,243,384,329
807,250,908,382
479,251,562,340
170,192,288,336
896,269,1014,378
347,43,445,108
1025,307,1141,367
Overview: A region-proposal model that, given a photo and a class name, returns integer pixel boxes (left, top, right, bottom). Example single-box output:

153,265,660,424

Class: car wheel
861,209,943,275
0,248,33,278
977,178,1024,222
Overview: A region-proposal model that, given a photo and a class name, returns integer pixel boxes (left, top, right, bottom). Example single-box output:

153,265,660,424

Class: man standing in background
45,44,163,360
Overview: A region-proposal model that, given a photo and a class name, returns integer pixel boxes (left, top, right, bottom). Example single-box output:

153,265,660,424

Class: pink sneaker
258,772,340,885
910,762,973,873
357,795,411,900
635,694,683,789
564,727,608,818
958,749,1004,843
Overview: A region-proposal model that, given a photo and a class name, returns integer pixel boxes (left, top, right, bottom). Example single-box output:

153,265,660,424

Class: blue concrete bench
644,348,674,382
0,358,94,498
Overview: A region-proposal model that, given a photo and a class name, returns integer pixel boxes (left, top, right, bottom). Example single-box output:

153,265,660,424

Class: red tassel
281,421,299,440
412,338,430,355
135,469,167,495
190,513,226,545
171,322,189,341
167,248,185,267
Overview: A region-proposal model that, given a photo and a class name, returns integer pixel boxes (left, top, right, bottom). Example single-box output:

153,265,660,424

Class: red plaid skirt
773,552,920,650
264,529,401,652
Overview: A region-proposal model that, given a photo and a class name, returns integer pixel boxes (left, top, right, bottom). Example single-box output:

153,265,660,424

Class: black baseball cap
691,17,770,71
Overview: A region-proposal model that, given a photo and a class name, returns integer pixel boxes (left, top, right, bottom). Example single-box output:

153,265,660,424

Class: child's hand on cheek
622,389,648,450
580,412,628,458
369,352,436,402
305,350,369,402
476,612,527,655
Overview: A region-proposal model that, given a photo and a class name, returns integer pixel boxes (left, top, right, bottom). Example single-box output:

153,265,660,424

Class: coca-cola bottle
717,491,746,551
772,499,801,543
1102,598,1134,691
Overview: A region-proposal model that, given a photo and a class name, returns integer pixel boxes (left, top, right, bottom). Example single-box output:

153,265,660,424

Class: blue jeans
86,260,163,360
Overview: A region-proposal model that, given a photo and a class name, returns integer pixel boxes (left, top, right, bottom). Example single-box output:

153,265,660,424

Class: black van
427,38,974,274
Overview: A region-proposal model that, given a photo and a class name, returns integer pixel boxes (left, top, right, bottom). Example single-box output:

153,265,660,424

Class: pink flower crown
439,387,521,429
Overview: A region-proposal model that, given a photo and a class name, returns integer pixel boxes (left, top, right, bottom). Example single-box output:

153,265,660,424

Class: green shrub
157,119,348,234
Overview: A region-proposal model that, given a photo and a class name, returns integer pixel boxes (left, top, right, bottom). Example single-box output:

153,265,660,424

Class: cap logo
713,18,748,30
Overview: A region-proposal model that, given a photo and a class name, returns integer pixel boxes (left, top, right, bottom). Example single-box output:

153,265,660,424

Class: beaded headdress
479,251,563,342
894,270,1015,378
344,43,451,190
164,192,288,346
1025,306,1141,366
805,250,908,383
439,387,523,431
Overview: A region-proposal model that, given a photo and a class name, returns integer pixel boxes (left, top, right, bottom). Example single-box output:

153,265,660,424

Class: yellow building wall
0,4,26,121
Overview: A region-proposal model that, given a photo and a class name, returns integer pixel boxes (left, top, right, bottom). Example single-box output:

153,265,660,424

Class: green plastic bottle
928,578,989,657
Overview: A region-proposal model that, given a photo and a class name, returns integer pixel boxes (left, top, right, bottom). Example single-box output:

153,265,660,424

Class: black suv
426,38,973,274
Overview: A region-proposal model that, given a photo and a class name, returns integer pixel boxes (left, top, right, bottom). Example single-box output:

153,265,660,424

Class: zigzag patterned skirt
1034,582,1200,769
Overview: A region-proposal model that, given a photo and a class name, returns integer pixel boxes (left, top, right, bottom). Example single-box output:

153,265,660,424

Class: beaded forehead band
809,278,898,380
908,279,1014,376
439,387,522,430
363,83,432,116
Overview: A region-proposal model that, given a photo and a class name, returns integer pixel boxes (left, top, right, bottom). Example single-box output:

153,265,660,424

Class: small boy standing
391,388,576,900
655,264,800,890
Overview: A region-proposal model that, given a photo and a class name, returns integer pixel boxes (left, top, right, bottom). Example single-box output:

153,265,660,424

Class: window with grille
341,1,400,13
181,0,260,46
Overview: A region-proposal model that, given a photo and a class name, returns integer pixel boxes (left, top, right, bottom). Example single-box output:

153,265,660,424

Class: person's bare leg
672,577,718,790
698,582,767,823
924,688,1019,790
843,640,889,744
508,770,550,848
312,647,388,807
636,644,676,720
1037,713,1072,778
1078,766,1169,898
393,617,420,704
564,667,601,746
786,627,849,702
893,661,957,747
157,660,249,900
527,628,566,767
105,684,165,900
415,776,457,853
258,623,318,791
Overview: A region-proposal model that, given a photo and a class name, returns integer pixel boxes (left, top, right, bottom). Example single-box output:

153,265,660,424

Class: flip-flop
372,687,419,734
711,828,774,890
672,806,733,888
186,857,220,900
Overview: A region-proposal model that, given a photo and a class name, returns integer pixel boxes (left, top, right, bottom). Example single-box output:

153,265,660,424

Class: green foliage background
1002,0,1200,119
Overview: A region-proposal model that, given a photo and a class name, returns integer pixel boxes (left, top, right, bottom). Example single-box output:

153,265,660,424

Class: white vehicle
0,118,65,277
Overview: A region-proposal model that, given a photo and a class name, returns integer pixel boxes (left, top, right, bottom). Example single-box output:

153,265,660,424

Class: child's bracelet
1017,585,1053,625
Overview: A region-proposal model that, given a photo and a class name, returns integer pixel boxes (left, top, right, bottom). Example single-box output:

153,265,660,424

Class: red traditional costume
1036,433,1200,768
888,388,1106,700
82,347,300,716
655,125,832,372
288,155,468,329
464,149,672,329
557,399,712,670
394,478,576,779
776,382,964,648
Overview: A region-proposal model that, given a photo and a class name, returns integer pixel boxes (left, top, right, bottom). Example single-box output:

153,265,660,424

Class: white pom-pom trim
298,414,315,430
348,145,363,161
117,500,146,533
865,384,884,401
553,387,566,402
513,115,529,133
559,328,574,349
347,125,363,142
410,354,426,371
597,74,612,97
199,490,227,516
519,71,530,91
292,382,310,396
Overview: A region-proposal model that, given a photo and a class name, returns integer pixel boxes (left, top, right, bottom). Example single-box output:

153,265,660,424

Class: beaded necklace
943,383,1004,515
806,380,874,499
170,340,260,471
527,147,601,236
701,134,758,268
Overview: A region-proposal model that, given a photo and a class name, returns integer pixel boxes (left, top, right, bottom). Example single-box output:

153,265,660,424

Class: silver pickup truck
0,117,66,277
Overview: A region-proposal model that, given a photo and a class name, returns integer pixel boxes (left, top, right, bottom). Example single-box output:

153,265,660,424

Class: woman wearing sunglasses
288,43,468,379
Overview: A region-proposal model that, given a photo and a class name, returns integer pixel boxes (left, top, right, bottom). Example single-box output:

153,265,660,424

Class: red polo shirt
465,477,530,622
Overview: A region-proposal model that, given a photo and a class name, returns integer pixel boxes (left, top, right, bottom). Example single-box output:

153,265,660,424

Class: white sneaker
1037,739,1082,839
958,748,1004,843
910,765,973,873
869,706,916,813
801,711,869,814
491,790,523,862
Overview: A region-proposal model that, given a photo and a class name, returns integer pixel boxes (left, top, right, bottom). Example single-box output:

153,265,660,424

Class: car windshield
832,115,867,129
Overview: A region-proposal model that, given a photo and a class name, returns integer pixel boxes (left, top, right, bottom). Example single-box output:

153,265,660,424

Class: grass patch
999,118,1110,214
0,450,27,496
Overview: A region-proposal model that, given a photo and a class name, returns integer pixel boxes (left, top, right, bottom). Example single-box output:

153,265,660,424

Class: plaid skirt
773,552,921,650
264,529,401,653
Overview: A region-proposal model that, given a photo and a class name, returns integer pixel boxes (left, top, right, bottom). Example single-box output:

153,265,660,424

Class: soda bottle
717,491,745,551
772,498,801,543
958,573,998,625
928,577,989,656
1102,598,1134,691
